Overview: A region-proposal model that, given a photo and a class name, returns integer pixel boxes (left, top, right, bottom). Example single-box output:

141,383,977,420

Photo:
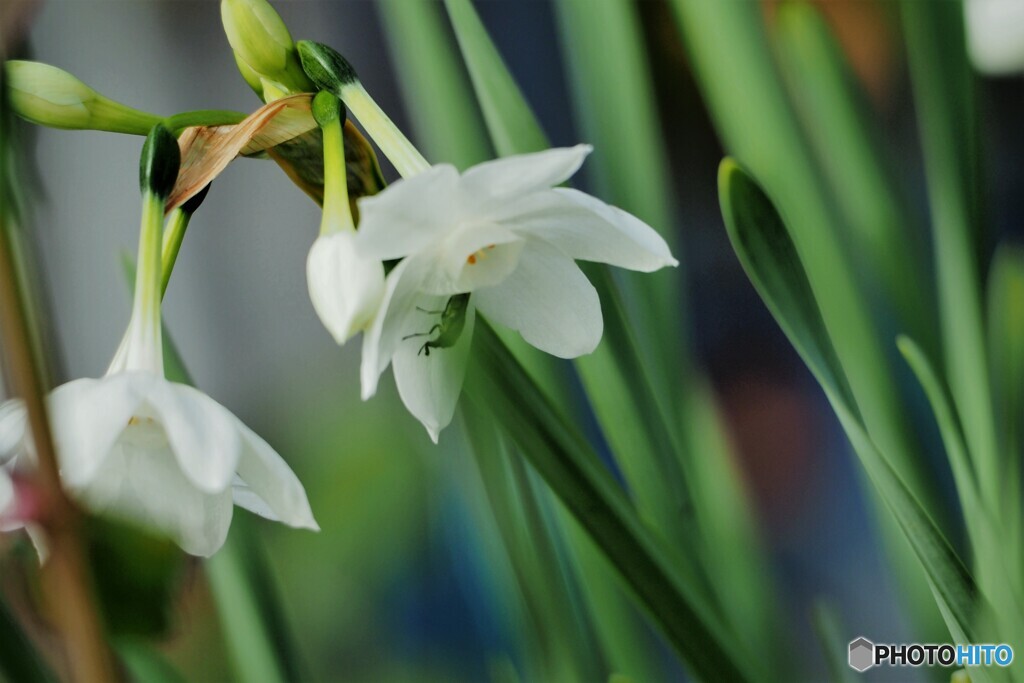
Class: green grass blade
115,639,186,683
441,0,698,550
810,602,857,683
442,0,547,156
773,2,933,347
718,159,978,643
376,0,492,170
467,321,758,682
461,408,602,682
669,0,934,516
900,0,999,508
987,246,1024,583
0,595,55,683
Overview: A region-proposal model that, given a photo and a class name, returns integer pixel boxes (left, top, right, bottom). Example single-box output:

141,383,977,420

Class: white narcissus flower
964,0,1024,74
0,125,317,557
356,144,678,442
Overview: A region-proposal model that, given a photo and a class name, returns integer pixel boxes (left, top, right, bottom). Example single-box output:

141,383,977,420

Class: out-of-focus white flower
356,144,678,442
0,125,317,556
964,0,1024,75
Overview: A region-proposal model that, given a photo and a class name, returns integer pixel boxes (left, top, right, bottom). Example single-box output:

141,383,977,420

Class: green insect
403,293,471,357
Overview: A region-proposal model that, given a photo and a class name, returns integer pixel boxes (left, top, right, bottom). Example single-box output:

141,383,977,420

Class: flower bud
307,232,385,344
139,124,181,199
297,40,359,95
220,0,313,100
5,60,161,134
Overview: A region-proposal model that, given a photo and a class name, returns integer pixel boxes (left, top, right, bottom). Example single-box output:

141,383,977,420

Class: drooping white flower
305,91,384,344
307,232,384,343
0,125,317,556
355,144,678,442
964,0,1024,74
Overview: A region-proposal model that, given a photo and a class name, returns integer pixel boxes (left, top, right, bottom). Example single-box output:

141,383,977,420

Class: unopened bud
139,125,181,199
5,60,161,134
297,40,359,95
221,0,313,100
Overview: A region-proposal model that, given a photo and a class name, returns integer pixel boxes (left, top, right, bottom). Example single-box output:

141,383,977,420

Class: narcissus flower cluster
3,0,675,554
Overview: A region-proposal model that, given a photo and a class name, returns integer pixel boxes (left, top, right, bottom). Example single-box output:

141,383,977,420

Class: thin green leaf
115,639,185,683
442,0,547,157
0,595,54,683
810,602,857,683
773,2,933,348
377,0,492,170
670,0,936,519
466,321,759,682
718,159,977,645
900,0,999,508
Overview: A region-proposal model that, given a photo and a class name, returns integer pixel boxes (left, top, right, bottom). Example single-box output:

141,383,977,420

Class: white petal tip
427,426,440,444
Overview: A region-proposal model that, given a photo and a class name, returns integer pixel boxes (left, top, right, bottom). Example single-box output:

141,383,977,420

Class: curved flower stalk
296,42,677,441
0,126,318,556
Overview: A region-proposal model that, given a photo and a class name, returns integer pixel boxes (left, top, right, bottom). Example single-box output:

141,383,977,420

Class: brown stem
0,213,117,682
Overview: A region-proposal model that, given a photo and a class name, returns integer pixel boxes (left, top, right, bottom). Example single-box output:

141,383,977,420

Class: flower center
466,244,496,266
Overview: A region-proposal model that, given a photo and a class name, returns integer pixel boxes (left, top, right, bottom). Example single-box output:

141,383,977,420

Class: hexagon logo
849,637,875,672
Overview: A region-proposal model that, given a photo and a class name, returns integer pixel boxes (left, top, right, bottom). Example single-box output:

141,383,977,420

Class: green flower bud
220,0,313,100
297,40,359,95
5,60,162,134
139,124,181,199
311,91,346,128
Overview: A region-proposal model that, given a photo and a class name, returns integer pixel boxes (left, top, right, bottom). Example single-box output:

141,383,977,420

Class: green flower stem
312,93,354,236
467,321,757,683
163,109,246,134
123,192,166,373
339,83,429,178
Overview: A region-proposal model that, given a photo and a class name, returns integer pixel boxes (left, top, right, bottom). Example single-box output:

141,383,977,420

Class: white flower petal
307,232,385,344
144,381,242,494
505,188,677,272
964,0,1024,74
48,374,149,488
0,469,14,518
462,145,592,205
0,399,27,462
392,297,475,443
474,243,603,358
232,420,318,530
76,435,234,557
360,255,431,400
356,165,461,261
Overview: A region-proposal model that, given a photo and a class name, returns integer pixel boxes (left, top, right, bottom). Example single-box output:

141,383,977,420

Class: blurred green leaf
442,0,547,157
900,0,1000,511
0,594,54,683
718,159,978,645
377,0,492,170
773,2,933,347
809,603,856,683
467,321,758,682
115,638,185,683
85,517,183,638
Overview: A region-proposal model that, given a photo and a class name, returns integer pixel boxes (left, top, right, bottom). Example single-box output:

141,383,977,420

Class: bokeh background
2,1,1022,680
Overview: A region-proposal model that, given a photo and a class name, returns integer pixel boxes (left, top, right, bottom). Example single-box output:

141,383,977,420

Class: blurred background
1,1,1021,681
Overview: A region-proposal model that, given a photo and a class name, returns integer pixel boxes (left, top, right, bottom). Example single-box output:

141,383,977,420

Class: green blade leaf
467,322,758,682
442,0,548,156
377,0,492,170
900,0,1000,510
0,595,55,683
773,2,934,348
718,159,978,645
